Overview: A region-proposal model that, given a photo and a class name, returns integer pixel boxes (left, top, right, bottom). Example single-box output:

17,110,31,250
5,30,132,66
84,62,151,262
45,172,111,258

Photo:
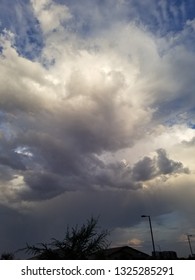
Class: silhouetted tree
0,252,14,260
23,217,109,259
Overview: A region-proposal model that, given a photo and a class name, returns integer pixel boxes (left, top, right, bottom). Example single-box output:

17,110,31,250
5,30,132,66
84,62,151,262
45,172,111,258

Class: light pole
187,234,194,257
141,215,156,258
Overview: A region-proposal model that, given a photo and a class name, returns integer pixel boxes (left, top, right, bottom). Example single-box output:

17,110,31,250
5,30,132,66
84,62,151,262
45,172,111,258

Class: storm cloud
0,0,195,258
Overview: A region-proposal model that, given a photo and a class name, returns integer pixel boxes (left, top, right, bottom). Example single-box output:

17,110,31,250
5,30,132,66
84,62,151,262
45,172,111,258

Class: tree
0,252,14,260
23,217,109,259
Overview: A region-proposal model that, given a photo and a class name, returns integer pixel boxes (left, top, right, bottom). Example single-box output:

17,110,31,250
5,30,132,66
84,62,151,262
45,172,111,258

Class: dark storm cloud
0,154,26,171
95,161,142,190
0,165,15,182
132,149,189,182
28,177,190,236
156,148,189,175
0,132,26,171
132,156,156,181
0,204,30,254
11,143,189,202
21,171,66,200
0,203,61,257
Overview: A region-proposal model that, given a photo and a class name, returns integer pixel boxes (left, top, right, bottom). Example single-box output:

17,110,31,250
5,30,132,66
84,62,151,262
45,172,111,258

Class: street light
187,234,194,257
141,215,156,258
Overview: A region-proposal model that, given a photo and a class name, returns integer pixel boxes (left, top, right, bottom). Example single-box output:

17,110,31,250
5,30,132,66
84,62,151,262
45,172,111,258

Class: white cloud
31,0,72,34
186,19,195,30
0,1,194,204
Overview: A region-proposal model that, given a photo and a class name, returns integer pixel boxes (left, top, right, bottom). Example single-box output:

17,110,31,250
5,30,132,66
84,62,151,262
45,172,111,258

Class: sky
0,0,195,259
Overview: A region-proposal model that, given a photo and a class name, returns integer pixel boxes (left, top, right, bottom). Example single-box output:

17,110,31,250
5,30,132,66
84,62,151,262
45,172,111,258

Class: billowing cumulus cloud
0,0,195,258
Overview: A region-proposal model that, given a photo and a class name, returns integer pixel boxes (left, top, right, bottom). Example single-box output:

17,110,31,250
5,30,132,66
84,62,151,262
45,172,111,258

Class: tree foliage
0,252,14,260
23,217,109,259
